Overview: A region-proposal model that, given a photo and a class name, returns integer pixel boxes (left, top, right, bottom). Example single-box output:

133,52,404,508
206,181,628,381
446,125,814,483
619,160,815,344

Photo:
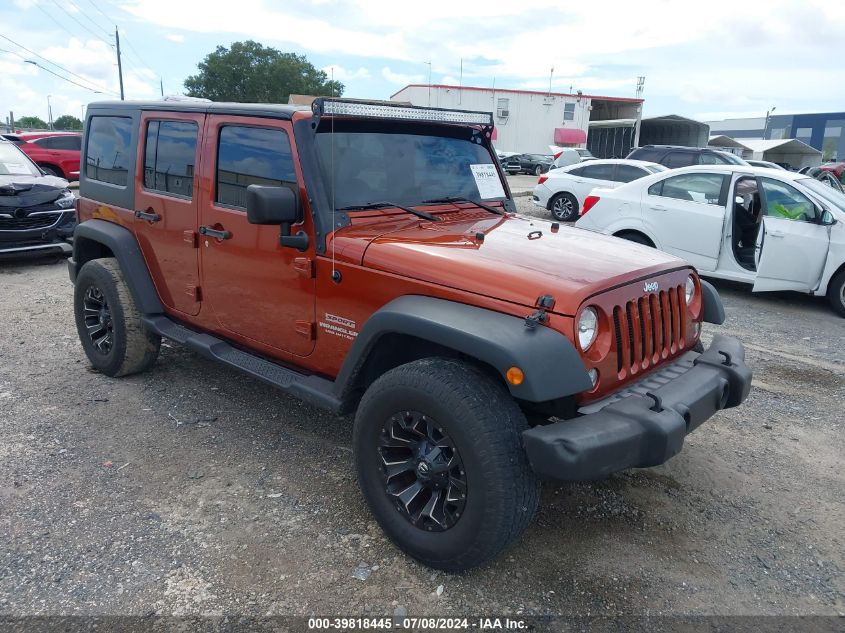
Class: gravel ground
1,217,843,619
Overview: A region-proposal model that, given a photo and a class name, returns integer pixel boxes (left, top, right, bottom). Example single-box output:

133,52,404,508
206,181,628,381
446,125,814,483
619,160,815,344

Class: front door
134,112,204,316
753,177,830,292
642,171,729,271
198,116,316,357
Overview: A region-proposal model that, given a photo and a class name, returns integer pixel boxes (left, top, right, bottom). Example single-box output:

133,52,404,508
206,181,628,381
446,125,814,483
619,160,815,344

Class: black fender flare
700,279,725,325
69,219,163,315
335,295,592,403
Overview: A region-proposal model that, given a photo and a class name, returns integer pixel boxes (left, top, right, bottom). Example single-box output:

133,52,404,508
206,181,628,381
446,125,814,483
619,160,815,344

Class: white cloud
323,64,370,82
165,33,185,43
382,67,424,85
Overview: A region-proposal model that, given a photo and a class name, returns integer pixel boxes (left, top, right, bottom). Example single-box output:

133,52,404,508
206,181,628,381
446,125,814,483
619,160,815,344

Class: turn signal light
582,195,600,215
506,366,524,386
537,175,548,185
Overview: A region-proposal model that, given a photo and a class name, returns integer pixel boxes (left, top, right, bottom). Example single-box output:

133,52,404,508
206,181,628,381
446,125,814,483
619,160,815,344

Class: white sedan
533,159,666,222
575,165,845,316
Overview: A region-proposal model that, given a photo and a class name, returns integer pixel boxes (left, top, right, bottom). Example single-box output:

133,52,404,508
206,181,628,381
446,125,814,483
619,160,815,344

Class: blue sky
2,0,845,127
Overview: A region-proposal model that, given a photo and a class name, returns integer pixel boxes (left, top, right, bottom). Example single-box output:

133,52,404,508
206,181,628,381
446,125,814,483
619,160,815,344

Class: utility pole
764,106,776,139
633,76,645,149
458,58,462,105
115,26,125,100
424,61,432,106
548,67,554,97
160,78,164,97
47,95,53,130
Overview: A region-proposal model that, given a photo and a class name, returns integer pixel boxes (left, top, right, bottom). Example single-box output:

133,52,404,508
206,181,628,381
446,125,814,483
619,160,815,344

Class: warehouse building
708,112,845,162
390,84,643,155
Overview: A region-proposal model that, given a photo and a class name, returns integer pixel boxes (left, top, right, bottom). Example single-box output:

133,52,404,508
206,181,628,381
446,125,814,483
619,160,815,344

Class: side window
563,103,575,121
216,126,295,209
34,137,57,148
760,178,817,222
568,166,586,177
649,173,727,205
663,152,696,168
700,152,726,165
580,163,615,180
86,116,132,186
615,164,648,183
631,149,661,162
143,120,198,198
52,136,82,150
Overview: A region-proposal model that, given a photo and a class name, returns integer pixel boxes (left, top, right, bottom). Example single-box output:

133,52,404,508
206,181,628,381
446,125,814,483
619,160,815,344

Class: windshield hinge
525,294,555,329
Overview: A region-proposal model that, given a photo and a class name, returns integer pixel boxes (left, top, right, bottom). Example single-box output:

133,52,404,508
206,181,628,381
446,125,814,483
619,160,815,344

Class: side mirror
246,184,301,225
246,184,309,251
820,209,837,226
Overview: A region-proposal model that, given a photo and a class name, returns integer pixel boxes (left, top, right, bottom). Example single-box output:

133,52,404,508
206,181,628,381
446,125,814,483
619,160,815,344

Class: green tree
15,115,48,130
184,40,343,103
53,115,83,130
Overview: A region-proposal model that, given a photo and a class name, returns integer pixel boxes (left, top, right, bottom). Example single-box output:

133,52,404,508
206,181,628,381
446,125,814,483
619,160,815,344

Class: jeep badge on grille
644,281,659,293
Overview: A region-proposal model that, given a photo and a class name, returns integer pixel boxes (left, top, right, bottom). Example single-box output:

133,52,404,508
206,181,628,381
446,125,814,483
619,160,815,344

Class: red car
819,161,845,184
2,132,81,181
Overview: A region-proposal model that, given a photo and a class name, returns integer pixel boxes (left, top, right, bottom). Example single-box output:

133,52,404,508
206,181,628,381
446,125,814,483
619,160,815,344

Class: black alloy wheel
378,410,467,532
82,285,114,355
550,192,579,221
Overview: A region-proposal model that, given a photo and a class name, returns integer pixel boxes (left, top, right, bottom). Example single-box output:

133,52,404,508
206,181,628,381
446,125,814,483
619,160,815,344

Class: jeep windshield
315,120,506,210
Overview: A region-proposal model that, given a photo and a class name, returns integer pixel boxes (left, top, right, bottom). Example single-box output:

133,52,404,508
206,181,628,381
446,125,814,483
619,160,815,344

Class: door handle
199,225,232,240
650,205,667,212
769,230,785,238
134,209,160,223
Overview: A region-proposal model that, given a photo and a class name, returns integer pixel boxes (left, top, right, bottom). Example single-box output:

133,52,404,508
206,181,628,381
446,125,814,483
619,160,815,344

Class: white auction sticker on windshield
470,164,505,199
3,163,28,173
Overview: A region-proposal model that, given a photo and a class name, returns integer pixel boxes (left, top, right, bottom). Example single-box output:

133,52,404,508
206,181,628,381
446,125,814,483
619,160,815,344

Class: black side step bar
142,315,342,412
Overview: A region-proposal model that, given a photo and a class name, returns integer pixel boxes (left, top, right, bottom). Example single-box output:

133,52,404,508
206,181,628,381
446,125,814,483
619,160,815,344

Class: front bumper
522,335,752,481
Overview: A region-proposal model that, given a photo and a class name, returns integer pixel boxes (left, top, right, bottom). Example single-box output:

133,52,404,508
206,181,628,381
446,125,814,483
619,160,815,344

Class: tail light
582,195,600,215
553,151,562,159
537,175,548,185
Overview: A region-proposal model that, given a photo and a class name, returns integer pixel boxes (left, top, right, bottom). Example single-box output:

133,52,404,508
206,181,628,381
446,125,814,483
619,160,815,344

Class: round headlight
685,275,696,304
577,307,598,351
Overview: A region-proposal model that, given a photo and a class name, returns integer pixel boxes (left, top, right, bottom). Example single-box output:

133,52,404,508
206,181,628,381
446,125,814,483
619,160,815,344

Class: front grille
612,285,686,376
0,213,61,230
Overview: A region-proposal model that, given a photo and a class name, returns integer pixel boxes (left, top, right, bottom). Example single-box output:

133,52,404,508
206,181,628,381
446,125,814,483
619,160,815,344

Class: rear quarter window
86,116,133,186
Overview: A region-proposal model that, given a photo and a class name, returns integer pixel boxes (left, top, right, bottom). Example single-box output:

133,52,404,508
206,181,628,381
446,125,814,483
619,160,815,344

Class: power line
30,59,113,94
0,33,118,95
67,0,113,38
82,0,115,24
48,0,114,49
33,2,84,44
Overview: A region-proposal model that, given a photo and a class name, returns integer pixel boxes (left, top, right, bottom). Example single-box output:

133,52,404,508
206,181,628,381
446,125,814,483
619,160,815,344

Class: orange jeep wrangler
69,98,752,570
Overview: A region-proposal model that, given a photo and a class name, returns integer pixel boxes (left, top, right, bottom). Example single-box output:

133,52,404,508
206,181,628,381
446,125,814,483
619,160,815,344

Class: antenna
330,67,337,279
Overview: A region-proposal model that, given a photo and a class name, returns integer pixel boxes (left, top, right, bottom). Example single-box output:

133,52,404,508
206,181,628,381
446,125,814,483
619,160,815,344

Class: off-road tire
74,258,160,377
827,268,845,317
353,358,540,571
549,192,579,222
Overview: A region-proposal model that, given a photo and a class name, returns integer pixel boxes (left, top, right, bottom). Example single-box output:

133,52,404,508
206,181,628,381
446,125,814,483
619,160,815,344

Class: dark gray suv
627,145,748,169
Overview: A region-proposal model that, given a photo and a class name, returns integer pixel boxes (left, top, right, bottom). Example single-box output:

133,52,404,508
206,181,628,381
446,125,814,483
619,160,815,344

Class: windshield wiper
421,196,506,216
336,201,439,222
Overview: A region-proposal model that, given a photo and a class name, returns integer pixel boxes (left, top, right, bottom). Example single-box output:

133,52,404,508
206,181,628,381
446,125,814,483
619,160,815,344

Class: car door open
753,178,830,292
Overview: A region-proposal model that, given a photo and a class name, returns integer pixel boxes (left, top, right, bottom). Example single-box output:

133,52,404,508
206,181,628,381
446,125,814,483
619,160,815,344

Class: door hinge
293,257,315,278
186,284,202,301
183,230,199,248
295,320,316,339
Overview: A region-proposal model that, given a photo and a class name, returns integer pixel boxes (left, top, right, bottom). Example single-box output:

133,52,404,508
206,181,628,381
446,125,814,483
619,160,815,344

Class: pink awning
554,127,587,145
491,126,498,140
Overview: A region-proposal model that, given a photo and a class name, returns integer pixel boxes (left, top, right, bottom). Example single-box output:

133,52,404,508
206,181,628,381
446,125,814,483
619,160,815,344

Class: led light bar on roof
317,98,493,126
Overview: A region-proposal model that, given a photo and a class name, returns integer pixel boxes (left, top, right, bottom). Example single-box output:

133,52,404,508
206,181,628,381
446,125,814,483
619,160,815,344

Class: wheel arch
612,228,658,248
69,219,163,315
335,295,592,412
37,162,64,178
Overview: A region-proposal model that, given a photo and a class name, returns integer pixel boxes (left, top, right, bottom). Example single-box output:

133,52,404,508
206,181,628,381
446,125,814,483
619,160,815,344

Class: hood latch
524,294,555,330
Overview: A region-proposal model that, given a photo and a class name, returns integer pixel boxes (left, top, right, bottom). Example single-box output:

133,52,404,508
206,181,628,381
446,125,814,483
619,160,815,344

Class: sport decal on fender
319,313,358,341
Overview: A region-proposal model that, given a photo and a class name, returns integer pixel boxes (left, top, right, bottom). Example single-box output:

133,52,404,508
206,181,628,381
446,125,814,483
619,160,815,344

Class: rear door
198,116,316,357
571,163,616,205
642,171,729,271
753,177,830,292
134,112,204,316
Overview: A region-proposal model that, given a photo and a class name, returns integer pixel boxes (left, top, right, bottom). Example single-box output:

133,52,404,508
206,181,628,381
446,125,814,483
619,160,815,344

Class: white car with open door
533,159,666,222
575,165,845,316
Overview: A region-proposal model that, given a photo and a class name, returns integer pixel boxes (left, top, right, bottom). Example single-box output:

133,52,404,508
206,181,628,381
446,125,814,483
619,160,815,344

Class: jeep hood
359,213,688,316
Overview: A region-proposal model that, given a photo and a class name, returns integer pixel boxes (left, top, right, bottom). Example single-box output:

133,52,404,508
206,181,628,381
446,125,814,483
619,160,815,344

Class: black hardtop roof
87,100,311,120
